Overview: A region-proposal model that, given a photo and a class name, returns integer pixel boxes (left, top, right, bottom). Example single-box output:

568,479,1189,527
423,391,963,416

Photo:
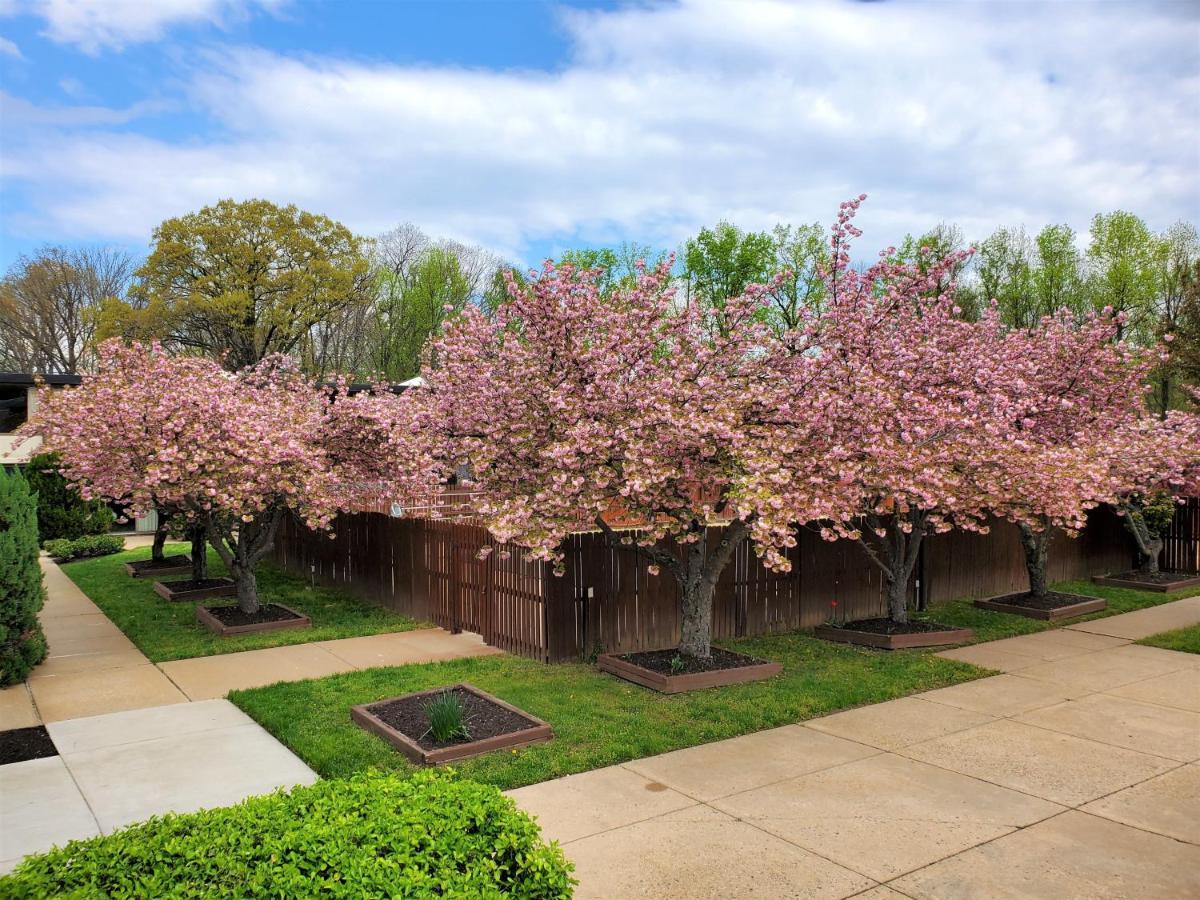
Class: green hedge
43,533,124,563
0,468,46,686
2,770,575,898
21,452,113,542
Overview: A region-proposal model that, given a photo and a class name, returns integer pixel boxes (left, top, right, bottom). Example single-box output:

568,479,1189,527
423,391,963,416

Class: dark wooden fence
269,501,1180,663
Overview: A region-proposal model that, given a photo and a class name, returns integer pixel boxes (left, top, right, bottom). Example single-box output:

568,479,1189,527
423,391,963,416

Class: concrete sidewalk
509,599,1200,899
0,556,500,728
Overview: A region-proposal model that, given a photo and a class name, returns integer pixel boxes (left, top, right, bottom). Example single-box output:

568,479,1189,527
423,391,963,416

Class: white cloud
26,0,284,53
2,0,1198,261
0,34,21,58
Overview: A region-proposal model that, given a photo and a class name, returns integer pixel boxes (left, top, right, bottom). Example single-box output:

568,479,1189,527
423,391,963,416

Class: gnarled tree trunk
1120,503,1163,575
858,507,929,624
205,505,285,614
188,523,208,582
151,511,169,563
1017,520,1053,598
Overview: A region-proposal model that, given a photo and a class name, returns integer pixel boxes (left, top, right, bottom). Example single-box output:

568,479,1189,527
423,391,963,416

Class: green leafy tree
1149,222,1200,412
99,199,371,372
21,452,114,541
0,468,46,685
1175,259,1200,409
892,224,978,317
766,222,827,333
1033,224,1086,320
1086,211,1160,341
558,242,669,299
976,227,1036,327
682,221,776,318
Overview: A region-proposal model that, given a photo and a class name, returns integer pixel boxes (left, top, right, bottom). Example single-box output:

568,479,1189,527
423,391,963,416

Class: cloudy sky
0,0,1197,270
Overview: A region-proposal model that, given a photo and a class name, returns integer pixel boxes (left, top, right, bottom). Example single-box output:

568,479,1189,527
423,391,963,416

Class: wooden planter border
1092,573,1200,593
196,602,311,636
351,684,553,765
813,624,974,650
973,592,1107,621
596,651,782,694
126,555,192,578
153,577,237,602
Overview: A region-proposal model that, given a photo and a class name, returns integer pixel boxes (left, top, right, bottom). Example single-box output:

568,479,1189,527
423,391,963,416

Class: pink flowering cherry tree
418,259,825,659
741,198,1025,625
980,310,1157,598
34,341,434,613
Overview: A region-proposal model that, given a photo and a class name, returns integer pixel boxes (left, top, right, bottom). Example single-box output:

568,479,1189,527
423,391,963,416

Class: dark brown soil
163,578,232,591
986,591,1097,610
0,726,57,765
1105,570,1196,585
616,646,770,675
369,687,537,751
128,555,191,573
830,618,959,636
202,603,303,627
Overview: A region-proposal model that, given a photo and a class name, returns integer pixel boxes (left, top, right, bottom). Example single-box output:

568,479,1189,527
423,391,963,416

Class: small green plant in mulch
425,689,472,743
668,653,686,675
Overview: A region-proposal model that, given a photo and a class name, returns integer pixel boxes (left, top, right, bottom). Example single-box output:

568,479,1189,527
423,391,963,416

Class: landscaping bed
153,577,237,602
1093,571,1200,592
197,602,311,636
353,684,553,764
598,647,782,692
973,590,1107,621
59,544,425,662
0,770,574,898
0,726,57,765
125,555,192,577
815,618,973,649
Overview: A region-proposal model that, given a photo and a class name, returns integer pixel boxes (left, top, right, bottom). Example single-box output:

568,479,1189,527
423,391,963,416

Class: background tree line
2,197,1197,409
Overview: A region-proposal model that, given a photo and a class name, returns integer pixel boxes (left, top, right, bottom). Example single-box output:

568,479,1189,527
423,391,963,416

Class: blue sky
1,0,1198,273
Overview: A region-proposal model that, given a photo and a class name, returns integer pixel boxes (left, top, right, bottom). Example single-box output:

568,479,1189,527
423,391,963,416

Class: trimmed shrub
22,452,114,542
42,533,124,563
2,769,575,898
0,469,47,686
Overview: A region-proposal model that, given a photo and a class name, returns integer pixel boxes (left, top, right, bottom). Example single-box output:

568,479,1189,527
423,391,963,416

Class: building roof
0,373,84,386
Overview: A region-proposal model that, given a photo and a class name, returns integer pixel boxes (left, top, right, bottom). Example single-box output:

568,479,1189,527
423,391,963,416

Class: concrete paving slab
890,810,1200,899
805,697,996,751
562,804,874,900
935,643,1043,672
40,628,139,659
28,648,151,679
158,643,356,700
508,765,696,843
1015,693,1200,762
968,634,1098,662
48,699,256,754
315,629,502,669
917,673,1084,717
38,588,101,619
714,753,1062,882
623,724,878,802
1066,595,1200,639
1081,763,1199,845
0,684,39,730
1105,667,1200,712
28,664,187,722
901,719,1178,806
1001,628,1129,651
1010,643,1196,693
0,756,99,868
39,612,123,642
64,722,318,833
850,889,910,900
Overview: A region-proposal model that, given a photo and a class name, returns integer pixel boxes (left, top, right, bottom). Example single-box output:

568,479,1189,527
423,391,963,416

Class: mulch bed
125,555,191,577
814,618,974,650
0,725,58,765
1092,571,1200,592
153,577,237,602
616,646,767,675
597,646,782,693
352,684,553,764
973,591,1107,621
197,602,312,636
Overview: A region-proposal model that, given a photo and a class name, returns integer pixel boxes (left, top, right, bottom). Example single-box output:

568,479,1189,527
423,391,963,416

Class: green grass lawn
230,631,984,790
1138,623,1200,654
61,543,425,662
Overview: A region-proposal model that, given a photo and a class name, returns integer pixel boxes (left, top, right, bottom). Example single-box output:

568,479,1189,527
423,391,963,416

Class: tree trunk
859,508,928,625
1018,521,1052,598
885,572,909,624
233,565,260,614
1137,538,1163,575
188,524,207,582
677,534,712,658
151,516,168,563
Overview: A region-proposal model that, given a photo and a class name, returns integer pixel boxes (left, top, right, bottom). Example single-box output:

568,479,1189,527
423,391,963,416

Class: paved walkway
509,598,1200,899
0,556,500,728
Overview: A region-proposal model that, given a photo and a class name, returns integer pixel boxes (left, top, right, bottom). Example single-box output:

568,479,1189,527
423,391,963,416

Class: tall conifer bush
0,469,47,685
